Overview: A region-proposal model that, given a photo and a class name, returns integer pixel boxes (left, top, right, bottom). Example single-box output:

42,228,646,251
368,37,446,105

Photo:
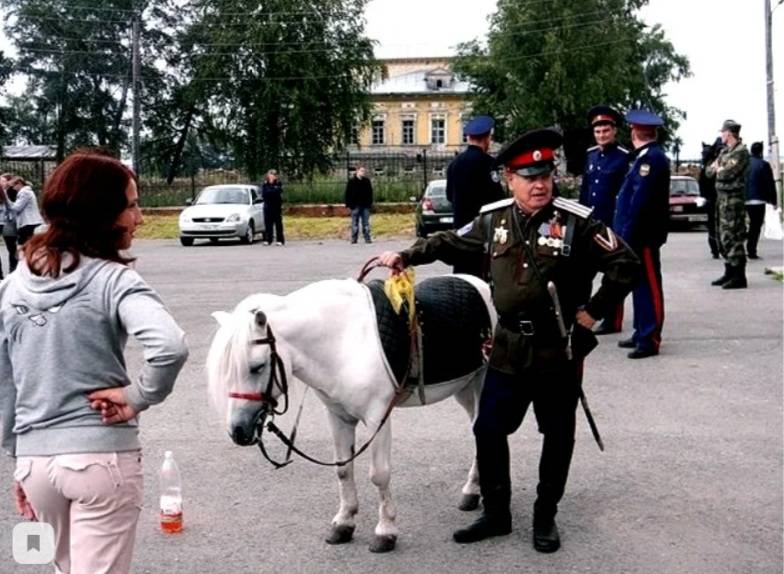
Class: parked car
415,179,454,237
669,175,708,229
178,184,265,246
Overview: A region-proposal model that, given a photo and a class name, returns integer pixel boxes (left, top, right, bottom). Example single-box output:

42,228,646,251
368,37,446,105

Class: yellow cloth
384,268,416,324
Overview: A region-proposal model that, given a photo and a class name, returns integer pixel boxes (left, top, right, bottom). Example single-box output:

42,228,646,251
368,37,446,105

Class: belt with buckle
498,315,537,335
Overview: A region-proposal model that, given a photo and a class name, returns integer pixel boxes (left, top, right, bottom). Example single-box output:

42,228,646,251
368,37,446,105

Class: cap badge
533,150,542,161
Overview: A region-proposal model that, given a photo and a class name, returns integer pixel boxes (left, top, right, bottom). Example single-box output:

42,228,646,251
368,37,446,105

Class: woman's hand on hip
87,388,138,425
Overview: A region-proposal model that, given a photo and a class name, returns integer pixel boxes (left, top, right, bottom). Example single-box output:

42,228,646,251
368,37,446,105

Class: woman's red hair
24,152,137,276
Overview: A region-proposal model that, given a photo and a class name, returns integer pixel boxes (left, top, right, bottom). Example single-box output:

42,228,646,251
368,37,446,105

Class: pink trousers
15,451,144,574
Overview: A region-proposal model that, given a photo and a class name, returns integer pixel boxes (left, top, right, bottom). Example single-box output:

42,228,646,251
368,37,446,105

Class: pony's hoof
458,493,480,511
325,524,355,545
369,534,397,553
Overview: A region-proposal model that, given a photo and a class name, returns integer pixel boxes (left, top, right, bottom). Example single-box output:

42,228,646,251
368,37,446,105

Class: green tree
149,0,380,181
453,0,690,172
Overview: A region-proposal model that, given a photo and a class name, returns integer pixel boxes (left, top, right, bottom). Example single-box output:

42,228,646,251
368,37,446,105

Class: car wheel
180,237,194,247
241,222,254,244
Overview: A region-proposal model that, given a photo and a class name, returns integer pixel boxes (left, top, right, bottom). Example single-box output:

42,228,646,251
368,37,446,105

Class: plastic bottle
159,450,183,534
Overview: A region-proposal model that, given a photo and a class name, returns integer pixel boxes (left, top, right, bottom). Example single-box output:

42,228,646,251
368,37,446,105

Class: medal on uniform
493,226,508,245
537,236,547,246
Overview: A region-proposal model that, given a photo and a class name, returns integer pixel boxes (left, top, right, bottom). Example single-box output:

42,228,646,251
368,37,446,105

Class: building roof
2,145,57,160
371,67,471,96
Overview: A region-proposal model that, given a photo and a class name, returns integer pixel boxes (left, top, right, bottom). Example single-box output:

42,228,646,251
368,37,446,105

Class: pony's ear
254,310,267,328
212,311,232,327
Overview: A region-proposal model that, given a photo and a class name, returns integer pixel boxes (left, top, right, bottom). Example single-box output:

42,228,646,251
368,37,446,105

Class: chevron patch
593,227,618,252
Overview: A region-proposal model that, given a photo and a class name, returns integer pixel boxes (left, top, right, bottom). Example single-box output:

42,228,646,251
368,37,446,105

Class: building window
431,118,445,144
350,124,359,145
402,119,415,145
372,120,385,145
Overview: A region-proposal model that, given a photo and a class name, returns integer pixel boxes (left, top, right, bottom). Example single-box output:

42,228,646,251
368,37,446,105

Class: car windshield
196,187,249,205
670,179,699,197
426,184,446,197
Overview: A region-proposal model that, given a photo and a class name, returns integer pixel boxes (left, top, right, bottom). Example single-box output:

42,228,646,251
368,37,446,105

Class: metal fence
138,149,459,207
0,158,58,192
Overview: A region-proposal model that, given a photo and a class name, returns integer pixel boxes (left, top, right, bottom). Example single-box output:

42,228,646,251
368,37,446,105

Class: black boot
722,264,747,289
617,337,636,349
532,502,561,553
453,485,511,544
452,511,512,543
711,264,732,286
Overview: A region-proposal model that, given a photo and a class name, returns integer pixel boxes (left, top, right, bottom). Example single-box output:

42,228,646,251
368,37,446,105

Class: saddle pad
367,276,492,385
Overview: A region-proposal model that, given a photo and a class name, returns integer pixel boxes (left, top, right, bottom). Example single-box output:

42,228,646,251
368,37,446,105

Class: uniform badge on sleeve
593,227,618,251
493,226,508,245
639,163,651,177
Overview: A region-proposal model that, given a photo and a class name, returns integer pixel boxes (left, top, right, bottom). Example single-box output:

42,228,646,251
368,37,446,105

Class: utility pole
765,0,782,203
132,13,141,176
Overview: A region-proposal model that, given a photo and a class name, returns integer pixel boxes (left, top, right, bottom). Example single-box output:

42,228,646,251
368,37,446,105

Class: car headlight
226,213,242,223
695,197,707,207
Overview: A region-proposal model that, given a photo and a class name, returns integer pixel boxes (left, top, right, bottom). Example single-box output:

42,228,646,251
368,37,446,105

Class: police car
415,179,454,237
669,175,708,229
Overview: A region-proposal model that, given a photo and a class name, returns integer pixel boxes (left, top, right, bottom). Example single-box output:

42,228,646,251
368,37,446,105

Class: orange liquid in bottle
160,511,183,534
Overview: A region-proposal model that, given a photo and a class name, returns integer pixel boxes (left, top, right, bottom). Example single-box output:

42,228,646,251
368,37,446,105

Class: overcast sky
366,0,784,159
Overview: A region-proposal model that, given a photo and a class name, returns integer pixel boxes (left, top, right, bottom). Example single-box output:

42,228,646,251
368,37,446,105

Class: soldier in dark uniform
446,115,506,276
378,128,639,553
613,110,671,359
579,105,630,334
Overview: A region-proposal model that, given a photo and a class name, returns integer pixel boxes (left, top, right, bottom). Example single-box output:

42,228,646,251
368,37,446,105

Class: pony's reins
234,257,407,469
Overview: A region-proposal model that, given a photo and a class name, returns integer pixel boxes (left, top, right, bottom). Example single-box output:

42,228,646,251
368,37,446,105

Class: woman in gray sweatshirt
0,152,189,574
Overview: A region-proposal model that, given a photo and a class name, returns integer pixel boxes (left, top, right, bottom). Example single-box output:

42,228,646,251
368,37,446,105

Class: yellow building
354,57,471,152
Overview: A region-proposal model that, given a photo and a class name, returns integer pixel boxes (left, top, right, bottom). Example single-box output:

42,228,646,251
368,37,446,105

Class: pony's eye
250,363,265,374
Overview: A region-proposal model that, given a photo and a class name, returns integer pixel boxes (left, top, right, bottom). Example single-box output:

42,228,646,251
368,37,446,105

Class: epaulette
479,197,515,214
586,145,600,152
618,145,630,154
553,197,593,219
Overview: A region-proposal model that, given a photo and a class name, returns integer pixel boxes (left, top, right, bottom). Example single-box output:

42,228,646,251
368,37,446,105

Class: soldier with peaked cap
579,105,630,335
377,128,639,553
613,109,671,359
706,119,750,288
445,115,506,276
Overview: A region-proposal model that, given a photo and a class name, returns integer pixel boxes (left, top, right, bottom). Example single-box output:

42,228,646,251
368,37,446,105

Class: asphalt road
1,232,782,574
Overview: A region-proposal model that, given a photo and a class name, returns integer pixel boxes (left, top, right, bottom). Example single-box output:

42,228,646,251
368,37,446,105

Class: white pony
207,275,497,553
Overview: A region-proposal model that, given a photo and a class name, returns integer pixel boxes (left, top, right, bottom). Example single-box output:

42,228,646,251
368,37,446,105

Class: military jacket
400,197,640,374
579,143,630,226
613,142,671,249
706,140,749,193
446,145,506,228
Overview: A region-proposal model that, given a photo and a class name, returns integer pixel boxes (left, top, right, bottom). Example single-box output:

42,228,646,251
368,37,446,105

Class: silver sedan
178,185,265,246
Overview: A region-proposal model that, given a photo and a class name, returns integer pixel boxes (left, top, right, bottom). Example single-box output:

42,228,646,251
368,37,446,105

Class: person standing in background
699,138,723,259
745,141,778,259
345,165,373,244
0,174,20,273
446,115,505,276
579,105,630,334
261,169,285,246
1,176,43,246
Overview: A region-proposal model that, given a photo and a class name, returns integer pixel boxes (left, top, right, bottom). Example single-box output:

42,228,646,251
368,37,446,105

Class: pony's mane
206,294,283,422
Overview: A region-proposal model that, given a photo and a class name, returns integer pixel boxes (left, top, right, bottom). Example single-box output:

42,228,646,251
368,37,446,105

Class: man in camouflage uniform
706,119,750,289
378,129,639,553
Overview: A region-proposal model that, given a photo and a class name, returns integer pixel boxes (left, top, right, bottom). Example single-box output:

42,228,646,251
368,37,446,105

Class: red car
669,175,709,229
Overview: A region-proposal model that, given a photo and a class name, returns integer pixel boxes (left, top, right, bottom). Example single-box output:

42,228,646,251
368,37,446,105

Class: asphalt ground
1,231,782,574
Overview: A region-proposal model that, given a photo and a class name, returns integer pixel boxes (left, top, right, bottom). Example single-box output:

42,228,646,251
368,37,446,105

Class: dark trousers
3,233,18,273
746,204,766,257
350,207,371,242
17,225,39,246
706,200,720,257
263,207,284,244
473,364,579,520
631,245,664,352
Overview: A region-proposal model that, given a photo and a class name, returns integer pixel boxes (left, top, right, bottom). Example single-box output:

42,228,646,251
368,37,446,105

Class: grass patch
137,213,417,241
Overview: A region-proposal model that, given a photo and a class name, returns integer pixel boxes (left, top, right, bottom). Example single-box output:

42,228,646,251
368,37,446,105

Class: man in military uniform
706,120,750,288
378,128,639,553
445,115,506,275
613,110,671,359
579,105,630,334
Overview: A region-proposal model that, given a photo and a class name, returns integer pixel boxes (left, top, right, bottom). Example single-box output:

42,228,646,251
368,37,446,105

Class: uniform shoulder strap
553,197,593,219
586,145,600,152
479,197,515,214
617,145,630,154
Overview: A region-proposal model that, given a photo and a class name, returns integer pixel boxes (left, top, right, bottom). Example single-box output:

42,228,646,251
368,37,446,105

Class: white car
178,185,265,246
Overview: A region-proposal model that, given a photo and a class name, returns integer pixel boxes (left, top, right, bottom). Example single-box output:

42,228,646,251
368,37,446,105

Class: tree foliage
453,0,690,172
